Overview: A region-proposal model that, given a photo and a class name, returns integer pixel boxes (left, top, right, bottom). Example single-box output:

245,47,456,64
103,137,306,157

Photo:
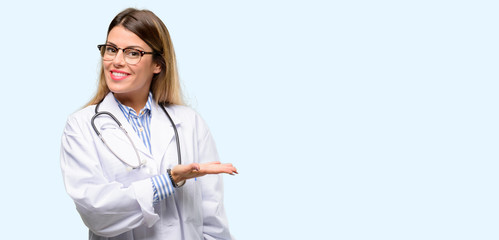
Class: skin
104,25,160,113
104,25,238,183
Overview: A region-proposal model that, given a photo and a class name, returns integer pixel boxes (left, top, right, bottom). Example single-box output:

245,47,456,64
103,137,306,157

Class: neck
114,92,148,113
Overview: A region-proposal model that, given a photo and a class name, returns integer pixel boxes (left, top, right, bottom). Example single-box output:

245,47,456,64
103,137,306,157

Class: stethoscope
90,100,181,170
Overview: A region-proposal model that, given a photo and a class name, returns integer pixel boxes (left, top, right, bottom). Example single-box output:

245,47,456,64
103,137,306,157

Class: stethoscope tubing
160,105,182,165
91,100,181,169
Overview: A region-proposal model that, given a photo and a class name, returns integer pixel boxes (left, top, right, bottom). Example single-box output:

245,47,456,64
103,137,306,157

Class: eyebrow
106,42,145,50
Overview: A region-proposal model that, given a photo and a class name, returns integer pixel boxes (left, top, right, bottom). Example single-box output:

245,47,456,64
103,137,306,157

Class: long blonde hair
86,8,184,107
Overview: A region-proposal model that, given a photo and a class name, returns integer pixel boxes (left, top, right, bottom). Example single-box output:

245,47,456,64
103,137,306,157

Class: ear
153,62,162,74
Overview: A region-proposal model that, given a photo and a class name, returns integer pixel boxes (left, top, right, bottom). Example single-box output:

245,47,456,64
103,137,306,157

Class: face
103,25,161,103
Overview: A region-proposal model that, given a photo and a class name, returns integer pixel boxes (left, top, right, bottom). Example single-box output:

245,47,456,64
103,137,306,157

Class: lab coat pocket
180,180,203,225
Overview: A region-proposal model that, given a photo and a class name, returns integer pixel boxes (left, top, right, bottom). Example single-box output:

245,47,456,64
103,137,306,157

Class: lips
110,70,130,81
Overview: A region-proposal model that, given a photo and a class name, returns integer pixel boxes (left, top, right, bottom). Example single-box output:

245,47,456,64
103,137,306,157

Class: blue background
1,0,498,239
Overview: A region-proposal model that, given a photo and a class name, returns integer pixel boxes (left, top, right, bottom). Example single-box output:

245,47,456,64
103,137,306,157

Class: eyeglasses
97,44,155,65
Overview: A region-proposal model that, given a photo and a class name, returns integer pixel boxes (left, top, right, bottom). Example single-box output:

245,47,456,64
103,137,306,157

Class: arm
60,116,159,237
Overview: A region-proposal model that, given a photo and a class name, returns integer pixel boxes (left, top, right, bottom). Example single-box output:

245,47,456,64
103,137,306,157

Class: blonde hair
86,8,184,107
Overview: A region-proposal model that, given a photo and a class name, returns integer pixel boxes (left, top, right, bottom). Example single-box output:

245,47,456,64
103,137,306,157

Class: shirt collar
115,92,153,120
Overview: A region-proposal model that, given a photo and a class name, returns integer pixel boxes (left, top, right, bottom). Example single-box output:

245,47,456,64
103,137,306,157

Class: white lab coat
60,92,232,239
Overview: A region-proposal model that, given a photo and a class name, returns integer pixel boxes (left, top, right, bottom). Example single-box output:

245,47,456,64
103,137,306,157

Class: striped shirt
115,93,174,203
116,94,153,152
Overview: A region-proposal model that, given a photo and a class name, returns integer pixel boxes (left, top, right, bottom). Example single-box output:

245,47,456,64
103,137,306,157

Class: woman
60,8,237,239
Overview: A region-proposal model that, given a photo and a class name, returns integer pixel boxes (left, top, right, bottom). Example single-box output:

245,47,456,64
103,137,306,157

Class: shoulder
67,105,96,121
64,105,97,132
163,104,211,131
165,104,198,120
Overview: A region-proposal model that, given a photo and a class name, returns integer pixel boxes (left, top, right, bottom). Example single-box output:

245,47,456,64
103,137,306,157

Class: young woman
60,8,237,239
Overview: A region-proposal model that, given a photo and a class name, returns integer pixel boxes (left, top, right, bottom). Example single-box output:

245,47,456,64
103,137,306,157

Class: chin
106,84,125,94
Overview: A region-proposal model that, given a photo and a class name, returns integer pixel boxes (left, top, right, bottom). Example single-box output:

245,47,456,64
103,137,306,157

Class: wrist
167,168,185,188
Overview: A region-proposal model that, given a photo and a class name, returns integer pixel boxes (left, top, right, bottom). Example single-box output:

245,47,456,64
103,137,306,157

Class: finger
219,163,237,173
200,161,221,166
172,163,199,178
209,165,237,174
189,163,200,171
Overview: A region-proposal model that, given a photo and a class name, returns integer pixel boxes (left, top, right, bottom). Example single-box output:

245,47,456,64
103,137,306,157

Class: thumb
188,163,200,171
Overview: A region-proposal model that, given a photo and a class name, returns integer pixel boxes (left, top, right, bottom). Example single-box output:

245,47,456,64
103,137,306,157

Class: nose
112,50,126,66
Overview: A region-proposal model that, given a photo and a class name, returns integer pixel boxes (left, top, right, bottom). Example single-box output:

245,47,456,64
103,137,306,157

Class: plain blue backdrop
1,0,498,239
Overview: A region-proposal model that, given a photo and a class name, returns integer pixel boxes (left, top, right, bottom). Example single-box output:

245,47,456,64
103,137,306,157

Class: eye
125,49,141,58
106,46,118,54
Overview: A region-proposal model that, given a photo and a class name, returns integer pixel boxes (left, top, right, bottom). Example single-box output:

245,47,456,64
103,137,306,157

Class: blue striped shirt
115,93,174,203
116,94,153,153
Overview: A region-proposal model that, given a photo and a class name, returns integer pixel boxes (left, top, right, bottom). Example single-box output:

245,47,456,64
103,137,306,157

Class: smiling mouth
110,71,130,80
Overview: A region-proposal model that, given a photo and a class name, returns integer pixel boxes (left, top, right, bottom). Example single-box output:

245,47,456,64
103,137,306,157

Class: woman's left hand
171,161,238,184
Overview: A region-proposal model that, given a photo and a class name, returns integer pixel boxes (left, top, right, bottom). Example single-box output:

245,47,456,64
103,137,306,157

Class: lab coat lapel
150,102,182,167
97,93,153,160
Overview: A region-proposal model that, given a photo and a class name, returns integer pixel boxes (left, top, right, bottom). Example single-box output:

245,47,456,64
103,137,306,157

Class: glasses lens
101,45,117,61
124,49,141,65
97,45,143,64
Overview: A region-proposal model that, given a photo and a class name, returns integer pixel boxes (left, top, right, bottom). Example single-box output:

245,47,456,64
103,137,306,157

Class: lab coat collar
150,100,183,167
